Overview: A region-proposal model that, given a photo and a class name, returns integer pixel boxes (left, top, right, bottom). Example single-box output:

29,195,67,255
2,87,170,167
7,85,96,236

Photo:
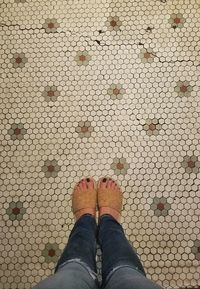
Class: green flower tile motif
175,81,193,97
42,86,60,102
108,84,125,100
75,51,91,66
111,157,130,175
181,155,200,174
42,18,60,33
143,118,161,136
11,52,28,68
191,240,200,261
105,16,122,31
42,159,61,178
42,243,62,263
168,13,185,28
75,121,94,138
139,48,154,63
8,123,27,140
6,201,26,221
150,197,171,217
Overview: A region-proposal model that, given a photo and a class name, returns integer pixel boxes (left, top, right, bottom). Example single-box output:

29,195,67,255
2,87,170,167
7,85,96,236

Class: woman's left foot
72,177,97,220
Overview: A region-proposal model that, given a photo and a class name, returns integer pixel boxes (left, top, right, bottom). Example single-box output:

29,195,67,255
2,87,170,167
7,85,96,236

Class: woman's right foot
97,177,123,222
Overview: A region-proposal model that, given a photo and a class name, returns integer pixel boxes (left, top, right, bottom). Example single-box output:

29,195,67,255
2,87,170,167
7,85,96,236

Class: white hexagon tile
0,0,200,289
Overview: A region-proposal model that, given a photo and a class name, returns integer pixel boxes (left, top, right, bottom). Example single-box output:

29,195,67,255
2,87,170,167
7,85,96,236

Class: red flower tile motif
42,18,60,33
105,16,122,31
42,243,61,263
143,118,161,136
168,13,185,28
8,123,27,140
41,159,61,177
75,121,94,138
139,48,154,63
11,52,28,68
181,155,200,173
191,240,200,260
6,201,26,221
175,81,193,97
150,197,171,217
108,84,125,100
111,157,130,175
42,86,60,102
75,51,91,66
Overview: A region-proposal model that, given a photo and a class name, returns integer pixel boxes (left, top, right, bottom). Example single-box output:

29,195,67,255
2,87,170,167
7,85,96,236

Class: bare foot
97,177,122,221
72,177,97,220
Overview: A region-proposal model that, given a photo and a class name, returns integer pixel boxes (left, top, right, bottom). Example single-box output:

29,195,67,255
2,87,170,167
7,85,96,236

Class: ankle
99,207,121,222
75,208,96,221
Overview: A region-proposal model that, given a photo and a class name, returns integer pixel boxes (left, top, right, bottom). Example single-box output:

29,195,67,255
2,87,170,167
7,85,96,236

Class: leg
98,215,164,289
98,214,146,287
97,177,164,289
32,178,99,289
55,214,97,274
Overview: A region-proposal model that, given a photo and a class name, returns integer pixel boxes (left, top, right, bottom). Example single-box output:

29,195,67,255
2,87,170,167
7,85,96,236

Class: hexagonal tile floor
0,0,200,288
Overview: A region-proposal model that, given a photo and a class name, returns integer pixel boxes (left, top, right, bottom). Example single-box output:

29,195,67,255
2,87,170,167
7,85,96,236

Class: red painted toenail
103,178,107,182
86,178,90,182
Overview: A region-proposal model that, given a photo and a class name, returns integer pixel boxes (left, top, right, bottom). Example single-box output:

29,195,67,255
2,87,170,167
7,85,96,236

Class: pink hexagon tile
42,18,60,33
105,16,122,31
11,52,28,68
6,201,26,221
168,13,186,29
42,243,62,263
75,51,91,66
41,159,61,178
8,123,27,140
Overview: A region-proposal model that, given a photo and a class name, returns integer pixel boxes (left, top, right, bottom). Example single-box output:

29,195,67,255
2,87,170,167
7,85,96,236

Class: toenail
86,178,90,182
103,178,107,182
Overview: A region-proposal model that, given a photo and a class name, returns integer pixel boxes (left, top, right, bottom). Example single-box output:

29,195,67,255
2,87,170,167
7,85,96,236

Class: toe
76,178,87,190
99,177,109,189
107,179,113,188
77,177,96,190
86,177,95,190
109,178,121,192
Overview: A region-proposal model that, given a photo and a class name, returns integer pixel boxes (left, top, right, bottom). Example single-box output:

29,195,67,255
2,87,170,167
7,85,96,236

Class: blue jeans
33,214,164,289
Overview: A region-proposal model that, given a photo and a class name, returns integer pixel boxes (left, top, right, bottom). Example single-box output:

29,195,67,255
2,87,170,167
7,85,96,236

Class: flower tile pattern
181,156,200,174
6,201,26,221
11,52,28,68
175,81,193,97
42,243,62,263
42,86,60,102
139,48,155,63
108,84,125,100
42,159,61,178
75,121,94,138
168,13,186,29
191,240,200,261
143,119,161,136
150,197,171,217
75,51,91,66
111,157,130,176
42,18,60,33
0,0,199,289
105,16,122,31
8,123,27,140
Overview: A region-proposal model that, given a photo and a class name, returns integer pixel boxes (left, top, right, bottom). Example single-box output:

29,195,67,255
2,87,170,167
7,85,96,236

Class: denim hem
102,264,145,288
56,258,98,281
